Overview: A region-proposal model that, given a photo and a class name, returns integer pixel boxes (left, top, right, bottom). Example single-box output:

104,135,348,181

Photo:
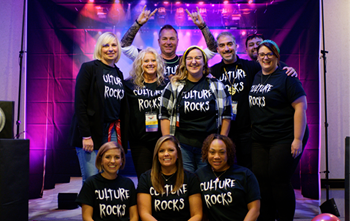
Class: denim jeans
180,143,207,173
76,147,99,184
76,123,118,183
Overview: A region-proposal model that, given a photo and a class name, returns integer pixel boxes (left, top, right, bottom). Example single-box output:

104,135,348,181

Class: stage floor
29,177,324,220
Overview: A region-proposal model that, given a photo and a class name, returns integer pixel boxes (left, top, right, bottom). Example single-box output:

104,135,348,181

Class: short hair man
211,31,296,169
121,6,217,77
245,33,264,61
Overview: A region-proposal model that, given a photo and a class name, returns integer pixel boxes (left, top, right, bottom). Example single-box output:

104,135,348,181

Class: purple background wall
27,0,319,199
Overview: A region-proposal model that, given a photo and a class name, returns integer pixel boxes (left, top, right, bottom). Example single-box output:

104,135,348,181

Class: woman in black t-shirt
249,40,308,221
137,135,202,221
196,134,260,221
125,47,168,178
159,46,232,173
76,141,138,221
70,32,128,183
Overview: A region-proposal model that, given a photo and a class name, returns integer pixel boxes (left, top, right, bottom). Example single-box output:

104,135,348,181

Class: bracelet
199,24,207,30
135,19,142,27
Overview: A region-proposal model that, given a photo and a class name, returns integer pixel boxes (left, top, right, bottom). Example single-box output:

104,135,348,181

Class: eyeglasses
258,52,274,58
186,56,203,61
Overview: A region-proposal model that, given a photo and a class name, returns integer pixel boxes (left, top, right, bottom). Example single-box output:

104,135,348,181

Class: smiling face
101,148,122,179
208,139,230,172
158,29,178,59
185,49,204,80
142,52,157,77
100,38,119,66
217,35,237,64
158,140,178,170
246,37,263,61
257,45,278,75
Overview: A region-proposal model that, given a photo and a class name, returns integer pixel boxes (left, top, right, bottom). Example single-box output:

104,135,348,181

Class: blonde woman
124,47,169,178
137,135,202,221
70,32,129,183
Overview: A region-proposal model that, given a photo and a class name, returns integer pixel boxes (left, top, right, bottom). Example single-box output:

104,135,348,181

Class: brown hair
257,41,280,63
151,135,184,194
201,134,236,167
95,141,126,172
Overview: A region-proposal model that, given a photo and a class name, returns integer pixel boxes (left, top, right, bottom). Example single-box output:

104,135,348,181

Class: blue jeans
76,147,99,184
76,123,118,183
180,143,207,173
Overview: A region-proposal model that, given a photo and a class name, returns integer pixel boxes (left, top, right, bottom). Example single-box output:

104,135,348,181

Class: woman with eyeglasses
159,45,232,173
248,40,308,221
196,134,260,221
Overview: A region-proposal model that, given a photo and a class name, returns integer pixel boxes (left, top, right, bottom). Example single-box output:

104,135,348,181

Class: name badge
232,101,238,121
145,112,158,132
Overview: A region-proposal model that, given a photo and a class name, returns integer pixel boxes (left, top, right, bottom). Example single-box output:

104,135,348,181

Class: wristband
135,19,142,26
199,24,207,30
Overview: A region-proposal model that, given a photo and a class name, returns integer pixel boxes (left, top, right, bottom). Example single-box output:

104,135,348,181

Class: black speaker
58,193,78,209
0,101,14,139
320,198,340,217
0,139,29,221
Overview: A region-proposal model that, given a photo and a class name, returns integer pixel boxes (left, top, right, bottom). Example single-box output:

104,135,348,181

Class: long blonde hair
171,45,209,83
151,135,184,194
129,47,165,88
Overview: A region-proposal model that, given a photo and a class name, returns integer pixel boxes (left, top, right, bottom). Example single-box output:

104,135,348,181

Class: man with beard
211,32,296,170
121,6,217,77
245,34,264,61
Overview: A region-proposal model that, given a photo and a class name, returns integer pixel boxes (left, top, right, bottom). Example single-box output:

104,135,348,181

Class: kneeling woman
196,134,260,221
76,141,138,221
137,135,202,221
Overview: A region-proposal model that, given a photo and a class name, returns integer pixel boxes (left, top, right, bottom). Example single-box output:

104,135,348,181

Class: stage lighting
175,7,186,26
157,7,167,26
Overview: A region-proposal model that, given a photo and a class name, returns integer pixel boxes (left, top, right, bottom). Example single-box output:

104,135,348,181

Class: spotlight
223,1,229,4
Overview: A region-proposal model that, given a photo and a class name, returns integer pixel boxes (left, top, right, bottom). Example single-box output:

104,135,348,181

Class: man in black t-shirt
121,6,217,77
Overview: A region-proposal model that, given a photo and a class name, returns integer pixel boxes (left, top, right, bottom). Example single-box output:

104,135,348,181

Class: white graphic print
183,89,212,113
95,187,130,218
249,83,274,107
133,88,163,111
149,184,188,212
218,68,247,94
200,178,236,208
103,74,124,99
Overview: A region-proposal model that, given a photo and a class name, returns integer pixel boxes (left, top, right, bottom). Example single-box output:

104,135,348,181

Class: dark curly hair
201,134,236,167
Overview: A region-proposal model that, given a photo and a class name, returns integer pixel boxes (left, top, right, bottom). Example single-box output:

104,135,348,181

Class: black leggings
130,141,156,179
252,142,299,221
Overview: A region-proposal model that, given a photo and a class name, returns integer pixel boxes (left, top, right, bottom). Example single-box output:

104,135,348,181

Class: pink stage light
223,1,229,4
198,1,204,5
241,30,246,36
175,1,181,5
163,1,169,5
89,0,94,2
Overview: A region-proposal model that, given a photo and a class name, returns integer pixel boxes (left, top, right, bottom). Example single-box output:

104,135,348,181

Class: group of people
70,6,308,221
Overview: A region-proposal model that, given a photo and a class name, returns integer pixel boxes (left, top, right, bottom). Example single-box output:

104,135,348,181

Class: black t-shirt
137,170,201,221
248,68,306,143
164,55,182,77
124,79,169,144
100,62,125,122
195,164,261,221
176,78,217,148
210,57,261,140
76,173,137,221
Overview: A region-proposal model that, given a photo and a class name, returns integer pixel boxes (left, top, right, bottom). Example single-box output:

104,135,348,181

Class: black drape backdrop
27,0,319,199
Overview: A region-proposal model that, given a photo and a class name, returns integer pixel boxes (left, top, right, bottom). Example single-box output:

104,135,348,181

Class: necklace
212,168,228,182
223,65,238,95
161,172,176,182
260,73,272,85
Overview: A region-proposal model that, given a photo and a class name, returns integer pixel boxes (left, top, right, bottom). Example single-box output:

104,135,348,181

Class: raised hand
186,6,205,28
137,5,158,26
